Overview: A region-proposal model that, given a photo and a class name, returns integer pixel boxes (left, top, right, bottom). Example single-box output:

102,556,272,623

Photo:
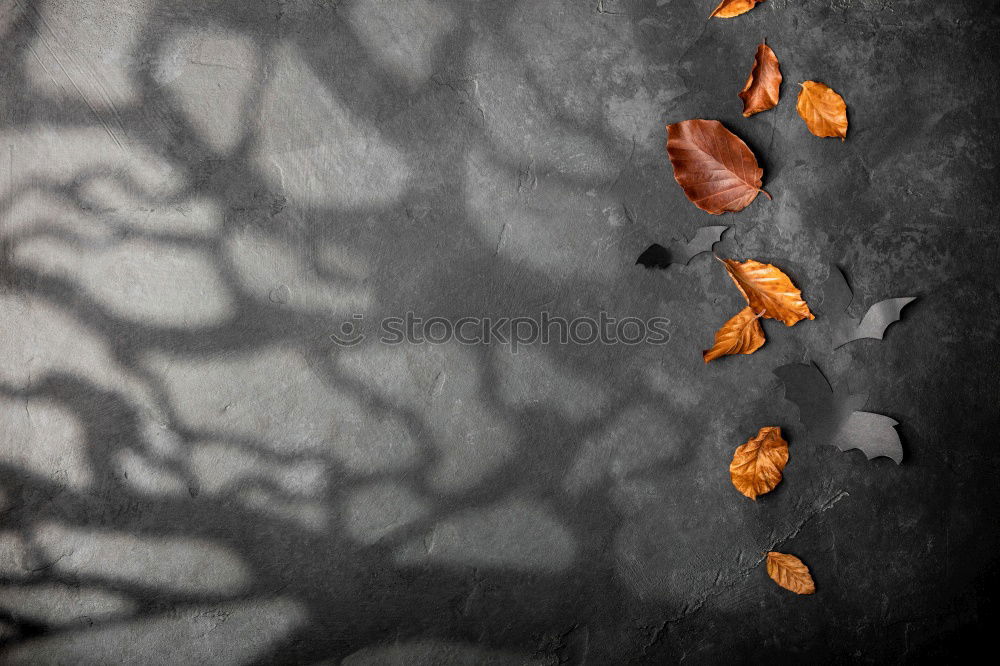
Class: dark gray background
1,0,999,663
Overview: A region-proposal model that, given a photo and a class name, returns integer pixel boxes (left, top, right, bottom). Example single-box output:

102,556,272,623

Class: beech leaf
704,307,766,362
719,258,814,326
796,81,848,140
710,0,765,18
766,552,816,594
740,43,782,117
665,119,770,215
729,426,788,499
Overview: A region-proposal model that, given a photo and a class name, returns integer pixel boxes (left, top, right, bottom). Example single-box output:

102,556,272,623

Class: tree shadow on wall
0,0,739,664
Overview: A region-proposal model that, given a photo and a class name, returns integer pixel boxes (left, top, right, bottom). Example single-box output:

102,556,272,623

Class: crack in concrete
596,0,624,16
663,490,850,626
431,74,486,126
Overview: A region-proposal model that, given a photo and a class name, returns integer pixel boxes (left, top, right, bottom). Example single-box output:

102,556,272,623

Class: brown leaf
665,119,770,215
720,258,814,327
766,552,816,594
710,0,765,18
703,307,766,362
796,81,848,140
729,426,788,499
739,43,782,117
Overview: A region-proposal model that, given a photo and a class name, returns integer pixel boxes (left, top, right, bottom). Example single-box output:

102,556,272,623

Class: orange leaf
704,307,766,362
720,258,814,327
710,0,765,18
665,119,770,215
766,552,816,594
739,43,782,117
796,81,848,140
729,426,788,499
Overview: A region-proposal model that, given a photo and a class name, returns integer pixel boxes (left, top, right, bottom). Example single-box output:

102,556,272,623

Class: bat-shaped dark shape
822,264,916,349
774,362,903,464
636,226,728,269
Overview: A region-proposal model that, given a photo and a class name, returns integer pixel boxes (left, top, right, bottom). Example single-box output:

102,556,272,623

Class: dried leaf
766,552,816,594
720,258,814,327
665,119,770,215
739,43,782,117
796,81,848,140
729,426,788,499
704,307,766,362
710,0,765,18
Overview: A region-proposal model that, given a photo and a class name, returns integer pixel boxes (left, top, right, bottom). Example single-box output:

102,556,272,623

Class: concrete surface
1,0,999,663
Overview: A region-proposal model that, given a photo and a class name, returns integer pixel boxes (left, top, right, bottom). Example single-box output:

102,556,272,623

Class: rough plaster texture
1,0,999,663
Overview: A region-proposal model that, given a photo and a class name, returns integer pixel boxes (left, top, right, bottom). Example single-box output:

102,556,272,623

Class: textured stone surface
1,0,999,663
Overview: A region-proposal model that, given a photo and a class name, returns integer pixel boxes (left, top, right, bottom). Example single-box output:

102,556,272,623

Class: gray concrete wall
1,0,999,663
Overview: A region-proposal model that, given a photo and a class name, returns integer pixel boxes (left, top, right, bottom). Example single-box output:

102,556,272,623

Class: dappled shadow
4,0,990,663
0,1,730,662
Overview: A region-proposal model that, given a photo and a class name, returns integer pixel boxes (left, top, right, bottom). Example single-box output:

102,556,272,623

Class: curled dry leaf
766,552,816,594
796,81,848,140
665,119,770,215
710,0,765,18
729,426,788,499
704,307,766,362
720,258,814,327
740,43,782,117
